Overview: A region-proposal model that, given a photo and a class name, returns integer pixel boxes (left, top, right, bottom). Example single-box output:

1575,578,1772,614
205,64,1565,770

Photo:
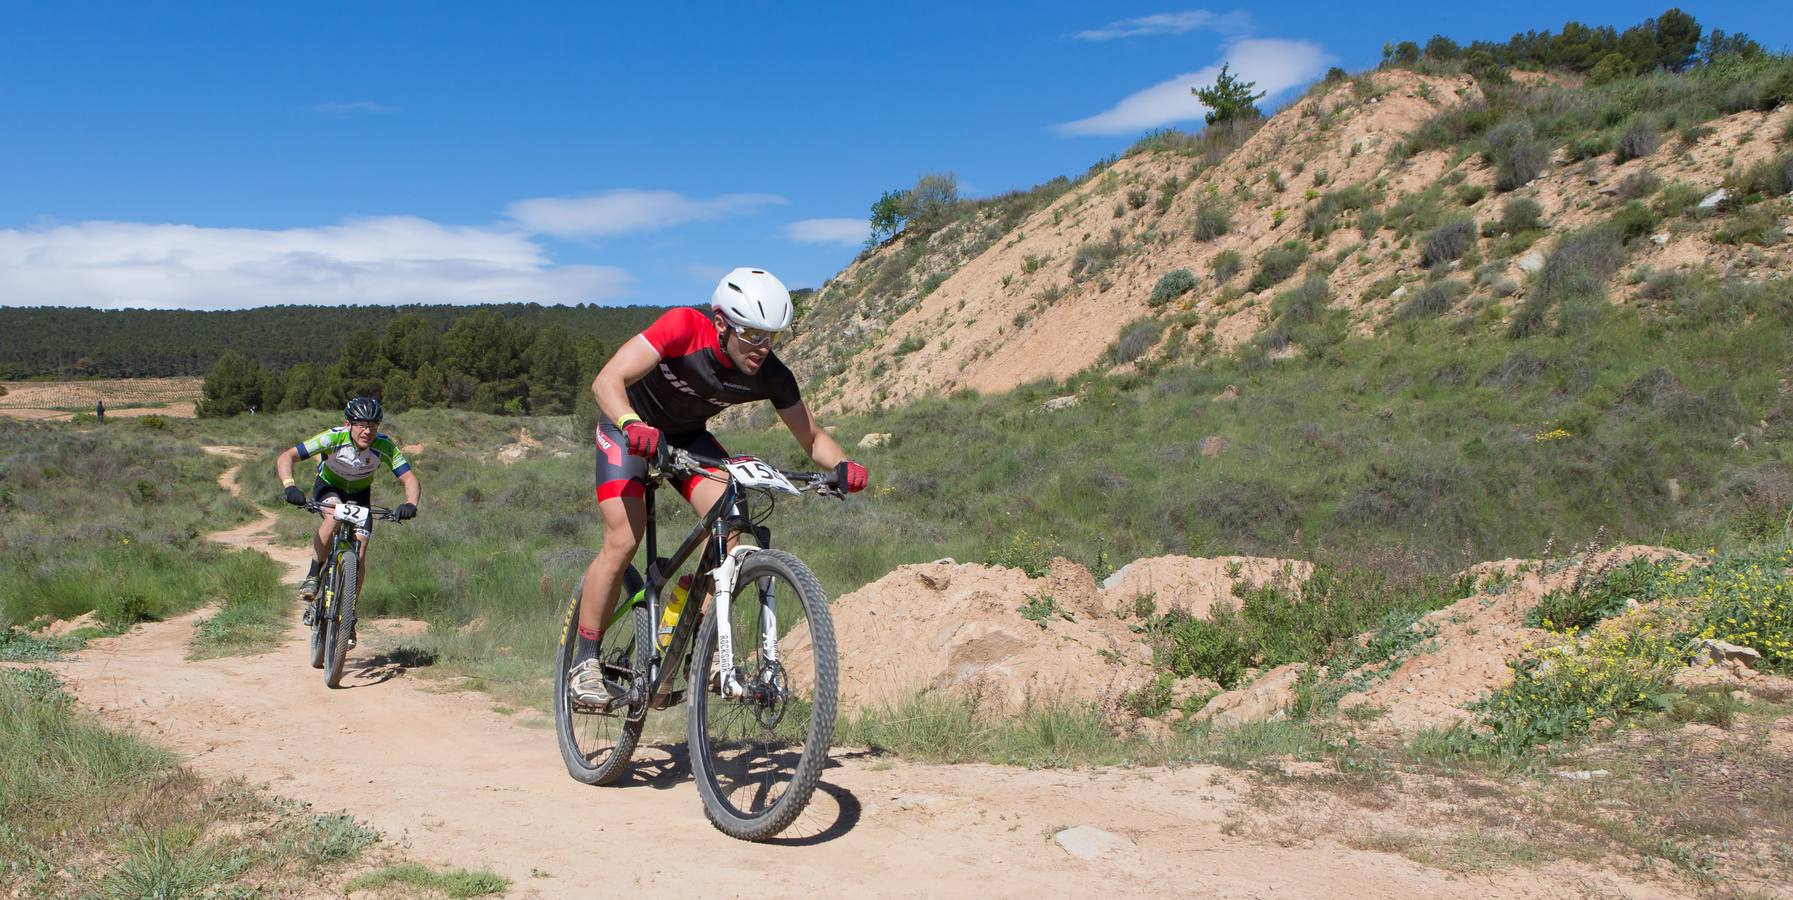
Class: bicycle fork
710,547,778,701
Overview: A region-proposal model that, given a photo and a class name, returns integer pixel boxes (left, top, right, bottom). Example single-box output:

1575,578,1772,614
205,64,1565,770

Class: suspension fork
710,507,774,700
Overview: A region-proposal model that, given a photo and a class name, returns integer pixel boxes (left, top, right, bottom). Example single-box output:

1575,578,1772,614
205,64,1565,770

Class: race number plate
331,503,372,529
724,456,800,495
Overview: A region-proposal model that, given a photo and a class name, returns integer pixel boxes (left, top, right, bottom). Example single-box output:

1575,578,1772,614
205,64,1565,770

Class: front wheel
687,550,837,841
323,552,358,688
554,567,650,785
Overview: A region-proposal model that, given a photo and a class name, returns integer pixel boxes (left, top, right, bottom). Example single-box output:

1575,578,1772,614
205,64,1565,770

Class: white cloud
0,217,631,310
783,218,870,246
1055,38,1331,136
1074,10,1252,41
314,100,396,114
505,189,786,239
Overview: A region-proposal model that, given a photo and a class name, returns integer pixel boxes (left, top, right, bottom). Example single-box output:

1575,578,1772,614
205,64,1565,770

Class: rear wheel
554,566,651,785
687,550,837,841
323,552,358,689
308,563,327,670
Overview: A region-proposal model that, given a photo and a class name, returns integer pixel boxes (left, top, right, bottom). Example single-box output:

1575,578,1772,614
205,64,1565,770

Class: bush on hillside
1488,121,1549,192
1421,219,1478,267
1150,269,1199,307
1105,318,1164,366
1070,230,1126,281
1305,184,1381,239
1611,201,1660,244
1210,250,1243,283
1272,276,1331,327
1614,120,1661,164
1508,225,1626,338
1249,241,1310,292
1493,197,1544,235
1615,171,1662,201
1394,279,1470,320
1191,202,1231,241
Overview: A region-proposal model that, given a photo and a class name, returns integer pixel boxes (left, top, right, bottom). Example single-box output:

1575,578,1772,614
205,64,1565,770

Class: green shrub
1362,274,1404,302
1568,132,1613,162
1457,184,1488,206
1210,250,1243,283
1653,181,1706,218
1494,197,1544,234
1394,279,1469,320
1486,121,1548,191
1729,151,1793,201
1271,276,1330,327
1191,202,1231,241
1614,120,1661,163
1421,218,1477,267
1712,206,1783,246
1249,241,1310,292
1105,318,1164,365
1150,269,1199,307
1305,184,1380,239
1070,230,1126,281
1357,208,1385,238
1525,558,1679,632
1615,171,1662,201
1610,200,1660,244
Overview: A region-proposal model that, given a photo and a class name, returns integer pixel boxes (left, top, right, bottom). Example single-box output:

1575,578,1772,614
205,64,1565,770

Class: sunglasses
726,323,782,348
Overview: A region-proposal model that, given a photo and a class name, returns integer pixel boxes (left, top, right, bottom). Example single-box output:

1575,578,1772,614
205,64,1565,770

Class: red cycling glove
620,419,661,458
838,460,869,493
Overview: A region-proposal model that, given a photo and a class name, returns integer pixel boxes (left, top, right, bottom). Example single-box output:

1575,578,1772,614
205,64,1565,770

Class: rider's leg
578,494,647,639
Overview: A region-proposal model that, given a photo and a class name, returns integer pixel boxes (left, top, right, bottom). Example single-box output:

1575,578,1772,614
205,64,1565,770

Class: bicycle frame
625,473,770,718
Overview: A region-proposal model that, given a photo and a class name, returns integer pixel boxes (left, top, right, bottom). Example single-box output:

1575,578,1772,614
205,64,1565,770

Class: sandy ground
24,452,1677,898
0,377,201,420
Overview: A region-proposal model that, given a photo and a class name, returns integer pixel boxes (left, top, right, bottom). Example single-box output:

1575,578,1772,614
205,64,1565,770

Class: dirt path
38,454,1670,897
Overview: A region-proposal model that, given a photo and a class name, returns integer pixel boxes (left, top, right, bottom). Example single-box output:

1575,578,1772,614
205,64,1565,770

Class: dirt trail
203,446,311,579
38,456,1668,897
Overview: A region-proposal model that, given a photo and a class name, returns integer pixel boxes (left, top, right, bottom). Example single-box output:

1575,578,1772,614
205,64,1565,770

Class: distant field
0,377,201,420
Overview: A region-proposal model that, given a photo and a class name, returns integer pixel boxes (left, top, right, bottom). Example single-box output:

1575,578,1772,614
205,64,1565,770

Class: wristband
615,413,643,429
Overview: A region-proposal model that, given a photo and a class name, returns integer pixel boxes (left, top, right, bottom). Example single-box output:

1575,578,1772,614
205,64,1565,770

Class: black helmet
344,397,383,423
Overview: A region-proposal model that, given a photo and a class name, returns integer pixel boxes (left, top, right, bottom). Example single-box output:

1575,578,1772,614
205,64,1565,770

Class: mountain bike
553,445,845,841
300,500,402,689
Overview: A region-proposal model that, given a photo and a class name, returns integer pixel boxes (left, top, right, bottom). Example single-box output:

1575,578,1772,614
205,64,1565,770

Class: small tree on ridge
1193,64,1266,126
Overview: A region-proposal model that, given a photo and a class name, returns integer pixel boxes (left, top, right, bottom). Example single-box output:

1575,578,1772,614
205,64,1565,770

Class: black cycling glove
395,502,417,521
283,485,307,506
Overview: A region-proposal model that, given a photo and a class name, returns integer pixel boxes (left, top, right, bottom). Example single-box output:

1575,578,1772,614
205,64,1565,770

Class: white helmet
711,268,793,332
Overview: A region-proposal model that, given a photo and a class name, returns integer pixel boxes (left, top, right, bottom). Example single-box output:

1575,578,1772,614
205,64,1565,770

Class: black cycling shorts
594,418,727,503
312,477,372,509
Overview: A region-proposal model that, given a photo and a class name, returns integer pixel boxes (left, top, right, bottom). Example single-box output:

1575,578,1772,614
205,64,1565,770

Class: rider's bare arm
397,469,421,507
775,401,848,470
592,335,662,424
274,445,300,486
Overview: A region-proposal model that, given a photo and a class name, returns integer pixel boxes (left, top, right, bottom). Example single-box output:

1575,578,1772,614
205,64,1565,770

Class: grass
0,667,381,896
344,863,510,898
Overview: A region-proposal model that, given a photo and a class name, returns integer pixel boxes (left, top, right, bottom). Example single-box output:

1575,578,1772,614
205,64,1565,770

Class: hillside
788,63,1793,413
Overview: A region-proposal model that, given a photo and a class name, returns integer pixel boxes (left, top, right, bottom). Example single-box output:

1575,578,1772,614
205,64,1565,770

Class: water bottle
657,575,692,649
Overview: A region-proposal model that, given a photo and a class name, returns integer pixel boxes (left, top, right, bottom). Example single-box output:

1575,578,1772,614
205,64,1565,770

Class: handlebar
654,445,848,499
301,499,406,522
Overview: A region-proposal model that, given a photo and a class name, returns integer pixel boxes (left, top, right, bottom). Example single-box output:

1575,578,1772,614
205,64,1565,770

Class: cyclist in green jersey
274,397,421,623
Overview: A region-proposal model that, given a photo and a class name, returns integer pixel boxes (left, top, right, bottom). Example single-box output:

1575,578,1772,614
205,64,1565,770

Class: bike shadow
617,742,866,845
338,646,436,688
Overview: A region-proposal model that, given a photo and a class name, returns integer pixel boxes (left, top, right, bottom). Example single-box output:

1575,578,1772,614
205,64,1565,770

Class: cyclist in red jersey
570,268,869,704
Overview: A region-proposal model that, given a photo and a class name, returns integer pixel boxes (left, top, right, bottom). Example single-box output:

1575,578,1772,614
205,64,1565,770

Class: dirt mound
1102,555,1311,618
787,554,1305,716
1327,545,1690,733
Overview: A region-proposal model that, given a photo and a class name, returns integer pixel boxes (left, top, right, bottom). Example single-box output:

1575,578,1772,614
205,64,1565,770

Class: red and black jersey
626,307,801,434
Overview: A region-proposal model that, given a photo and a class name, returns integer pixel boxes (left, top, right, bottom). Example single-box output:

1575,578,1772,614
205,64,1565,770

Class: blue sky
0,2,1784,310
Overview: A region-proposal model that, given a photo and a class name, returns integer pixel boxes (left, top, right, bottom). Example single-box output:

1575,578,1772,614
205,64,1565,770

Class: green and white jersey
295,427,412,492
